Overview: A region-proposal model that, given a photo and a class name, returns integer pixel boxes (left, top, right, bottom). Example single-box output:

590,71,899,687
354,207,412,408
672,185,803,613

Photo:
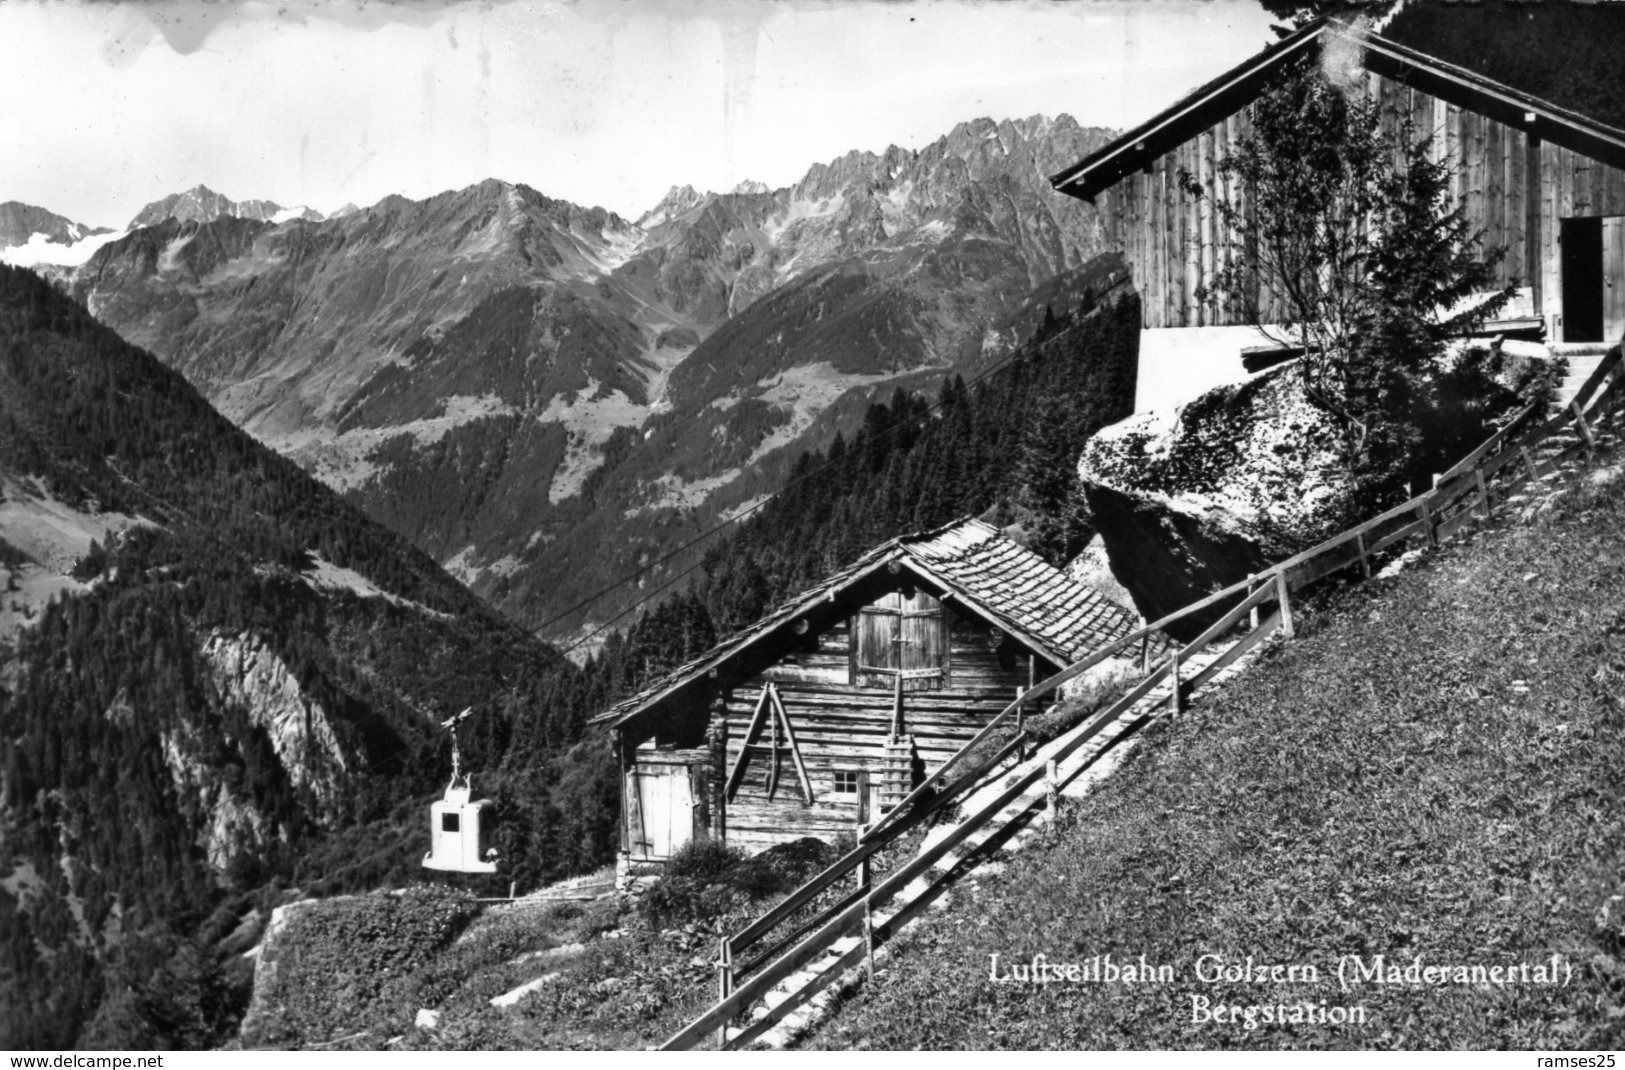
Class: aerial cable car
422,707,499,874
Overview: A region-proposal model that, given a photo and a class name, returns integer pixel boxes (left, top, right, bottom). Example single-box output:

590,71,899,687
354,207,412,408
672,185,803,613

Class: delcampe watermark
985,952,1575,1030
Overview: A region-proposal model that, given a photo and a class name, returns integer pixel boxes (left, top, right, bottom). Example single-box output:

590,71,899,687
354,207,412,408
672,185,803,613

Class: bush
241,885,479,1048
637,836,837,930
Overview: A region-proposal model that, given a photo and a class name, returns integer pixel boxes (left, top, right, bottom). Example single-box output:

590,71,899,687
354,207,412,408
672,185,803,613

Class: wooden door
632,764,695,860
1604,216,1625,344
854,588,947,690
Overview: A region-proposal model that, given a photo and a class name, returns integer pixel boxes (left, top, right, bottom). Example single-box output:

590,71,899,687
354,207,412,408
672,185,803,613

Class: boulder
1077,366,1358,637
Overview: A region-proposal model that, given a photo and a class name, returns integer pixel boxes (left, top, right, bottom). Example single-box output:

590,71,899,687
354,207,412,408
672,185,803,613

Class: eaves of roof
1050,18,1625,204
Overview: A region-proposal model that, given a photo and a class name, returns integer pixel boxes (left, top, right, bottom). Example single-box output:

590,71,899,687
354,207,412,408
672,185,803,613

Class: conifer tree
1181,65,1514,503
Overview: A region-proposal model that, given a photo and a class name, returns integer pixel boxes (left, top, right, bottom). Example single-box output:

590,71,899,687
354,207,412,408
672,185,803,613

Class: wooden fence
660,345,1624,1050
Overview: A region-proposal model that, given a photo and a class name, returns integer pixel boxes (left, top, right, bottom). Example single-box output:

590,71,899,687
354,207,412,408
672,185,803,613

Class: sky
0,0,1280,232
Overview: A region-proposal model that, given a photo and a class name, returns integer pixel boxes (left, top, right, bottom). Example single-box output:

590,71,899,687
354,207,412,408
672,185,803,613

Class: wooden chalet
1049,18,1625,406
597,518,1143,880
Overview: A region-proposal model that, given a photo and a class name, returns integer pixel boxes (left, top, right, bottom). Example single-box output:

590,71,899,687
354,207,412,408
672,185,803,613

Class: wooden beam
769,685,816,806
725,688,774,801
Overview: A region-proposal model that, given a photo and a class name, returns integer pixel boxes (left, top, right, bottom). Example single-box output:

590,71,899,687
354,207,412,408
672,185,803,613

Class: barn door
1604,216,1625,344
632,765,695,860
1562,215,1625,343
854,588,947,690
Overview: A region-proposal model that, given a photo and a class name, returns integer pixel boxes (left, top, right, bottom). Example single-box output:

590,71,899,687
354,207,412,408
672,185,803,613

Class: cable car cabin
423,783,498,874
594,518,1149,892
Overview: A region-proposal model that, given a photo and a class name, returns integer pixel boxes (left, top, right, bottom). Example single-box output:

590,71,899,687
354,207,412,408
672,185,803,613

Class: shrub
241,885,479,1048
637,836,837,930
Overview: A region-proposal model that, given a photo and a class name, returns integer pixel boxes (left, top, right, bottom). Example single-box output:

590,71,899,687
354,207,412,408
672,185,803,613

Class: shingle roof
595,517,1145,731
902,519,1140,664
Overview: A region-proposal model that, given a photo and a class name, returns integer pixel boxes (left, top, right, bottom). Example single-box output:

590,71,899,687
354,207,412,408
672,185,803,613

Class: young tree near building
1180,65,1515,502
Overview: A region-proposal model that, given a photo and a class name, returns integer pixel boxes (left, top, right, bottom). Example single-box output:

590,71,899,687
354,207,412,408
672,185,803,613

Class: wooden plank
1444,101,1461,209
1605,162,1625,217
1199,124,1216,326
1465,108,1485,247
1184,612,1281,693
1484,116,1505,277
1501,122,1521,289
725,689,774,801
1176,580,1276,659
1180,137,1197,327
1157,155,1171,329
770,685,815,805
1542,140,1559,326
1605,217,1625,344
725,937,869,1050
1285,539,1364,590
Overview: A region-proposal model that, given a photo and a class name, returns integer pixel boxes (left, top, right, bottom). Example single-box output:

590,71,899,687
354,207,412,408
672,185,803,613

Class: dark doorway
1563,215,1625,344
1562,217,1603,342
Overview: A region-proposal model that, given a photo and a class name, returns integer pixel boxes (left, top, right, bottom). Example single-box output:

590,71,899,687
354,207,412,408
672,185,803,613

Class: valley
32,115,1115,644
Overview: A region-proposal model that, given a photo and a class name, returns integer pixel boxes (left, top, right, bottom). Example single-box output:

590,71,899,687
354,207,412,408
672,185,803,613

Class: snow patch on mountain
1,229,129,268
270,206,324,224
762,192,847,244
158,233,196,275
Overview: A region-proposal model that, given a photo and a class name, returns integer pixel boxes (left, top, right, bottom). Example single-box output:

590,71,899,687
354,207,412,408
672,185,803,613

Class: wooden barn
596,518,1142,882
1049,17,1625,409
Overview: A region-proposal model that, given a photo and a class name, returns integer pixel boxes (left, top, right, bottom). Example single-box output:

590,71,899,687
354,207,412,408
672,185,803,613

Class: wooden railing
662,345,1624,1050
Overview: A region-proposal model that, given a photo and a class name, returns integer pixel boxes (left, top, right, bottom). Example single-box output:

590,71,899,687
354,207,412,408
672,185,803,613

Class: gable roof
596,517,1144,731
1050,19,1625,204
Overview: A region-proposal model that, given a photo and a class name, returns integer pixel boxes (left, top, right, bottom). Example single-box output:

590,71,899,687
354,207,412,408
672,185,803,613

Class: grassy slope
807,470,1625,1049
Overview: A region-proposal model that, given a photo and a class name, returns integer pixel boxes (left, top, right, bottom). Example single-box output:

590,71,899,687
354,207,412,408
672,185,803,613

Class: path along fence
661,345,1625,1050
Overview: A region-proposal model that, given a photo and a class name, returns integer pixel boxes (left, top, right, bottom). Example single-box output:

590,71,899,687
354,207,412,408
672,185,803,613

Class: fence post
1355,531,1371,579
1275,570,1295,639
1168,649,1181,715
1140,634,1150,673
716,937,733,1049
1417,496,1439,549
1573,400,1597,457
863,899,877,985
858,823,871,895
1248,580,1261,630
1045,758,1058,831
1475,466,1492,520
1520,445,1541,483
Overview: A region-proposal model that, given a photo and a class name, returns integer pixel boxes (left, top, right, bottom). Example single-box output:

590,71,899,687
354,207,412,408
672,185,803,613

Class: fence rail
662,344,1623,1050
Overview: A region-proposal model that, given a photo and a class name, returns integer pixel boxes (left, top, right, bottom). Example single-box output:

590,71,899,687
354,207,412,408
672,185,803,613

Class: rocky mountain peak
128,184,285,230
638,183,707,228
0,201,113,249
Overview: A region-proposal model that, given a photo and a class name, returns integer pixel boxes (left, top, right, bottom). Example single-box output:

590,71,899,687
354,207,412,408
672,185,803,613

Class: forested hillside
0,265,572,1047
0,267,1135,1046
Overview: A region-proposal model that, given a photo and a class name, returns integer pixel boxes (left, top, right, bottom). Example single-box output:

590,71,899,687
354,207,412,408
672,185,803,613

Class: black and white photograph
0,0,1622,1054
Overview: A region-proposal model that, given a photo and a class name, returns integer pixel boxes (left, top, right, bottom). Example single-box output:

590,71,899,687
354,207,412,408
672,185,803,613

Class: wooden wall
1098,68,1625,337
719,609,1040,856
1538,140,1625,332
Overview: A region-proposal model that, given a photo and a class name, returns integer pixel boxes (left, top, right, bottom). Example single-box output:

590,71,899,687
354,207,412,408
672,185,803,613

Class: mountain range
53,114,1115,642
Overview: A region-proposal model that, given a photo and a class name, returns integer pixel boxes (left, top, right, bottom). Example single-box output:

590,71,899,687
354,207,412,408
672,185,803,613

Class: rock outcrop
1078,366,1358,636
